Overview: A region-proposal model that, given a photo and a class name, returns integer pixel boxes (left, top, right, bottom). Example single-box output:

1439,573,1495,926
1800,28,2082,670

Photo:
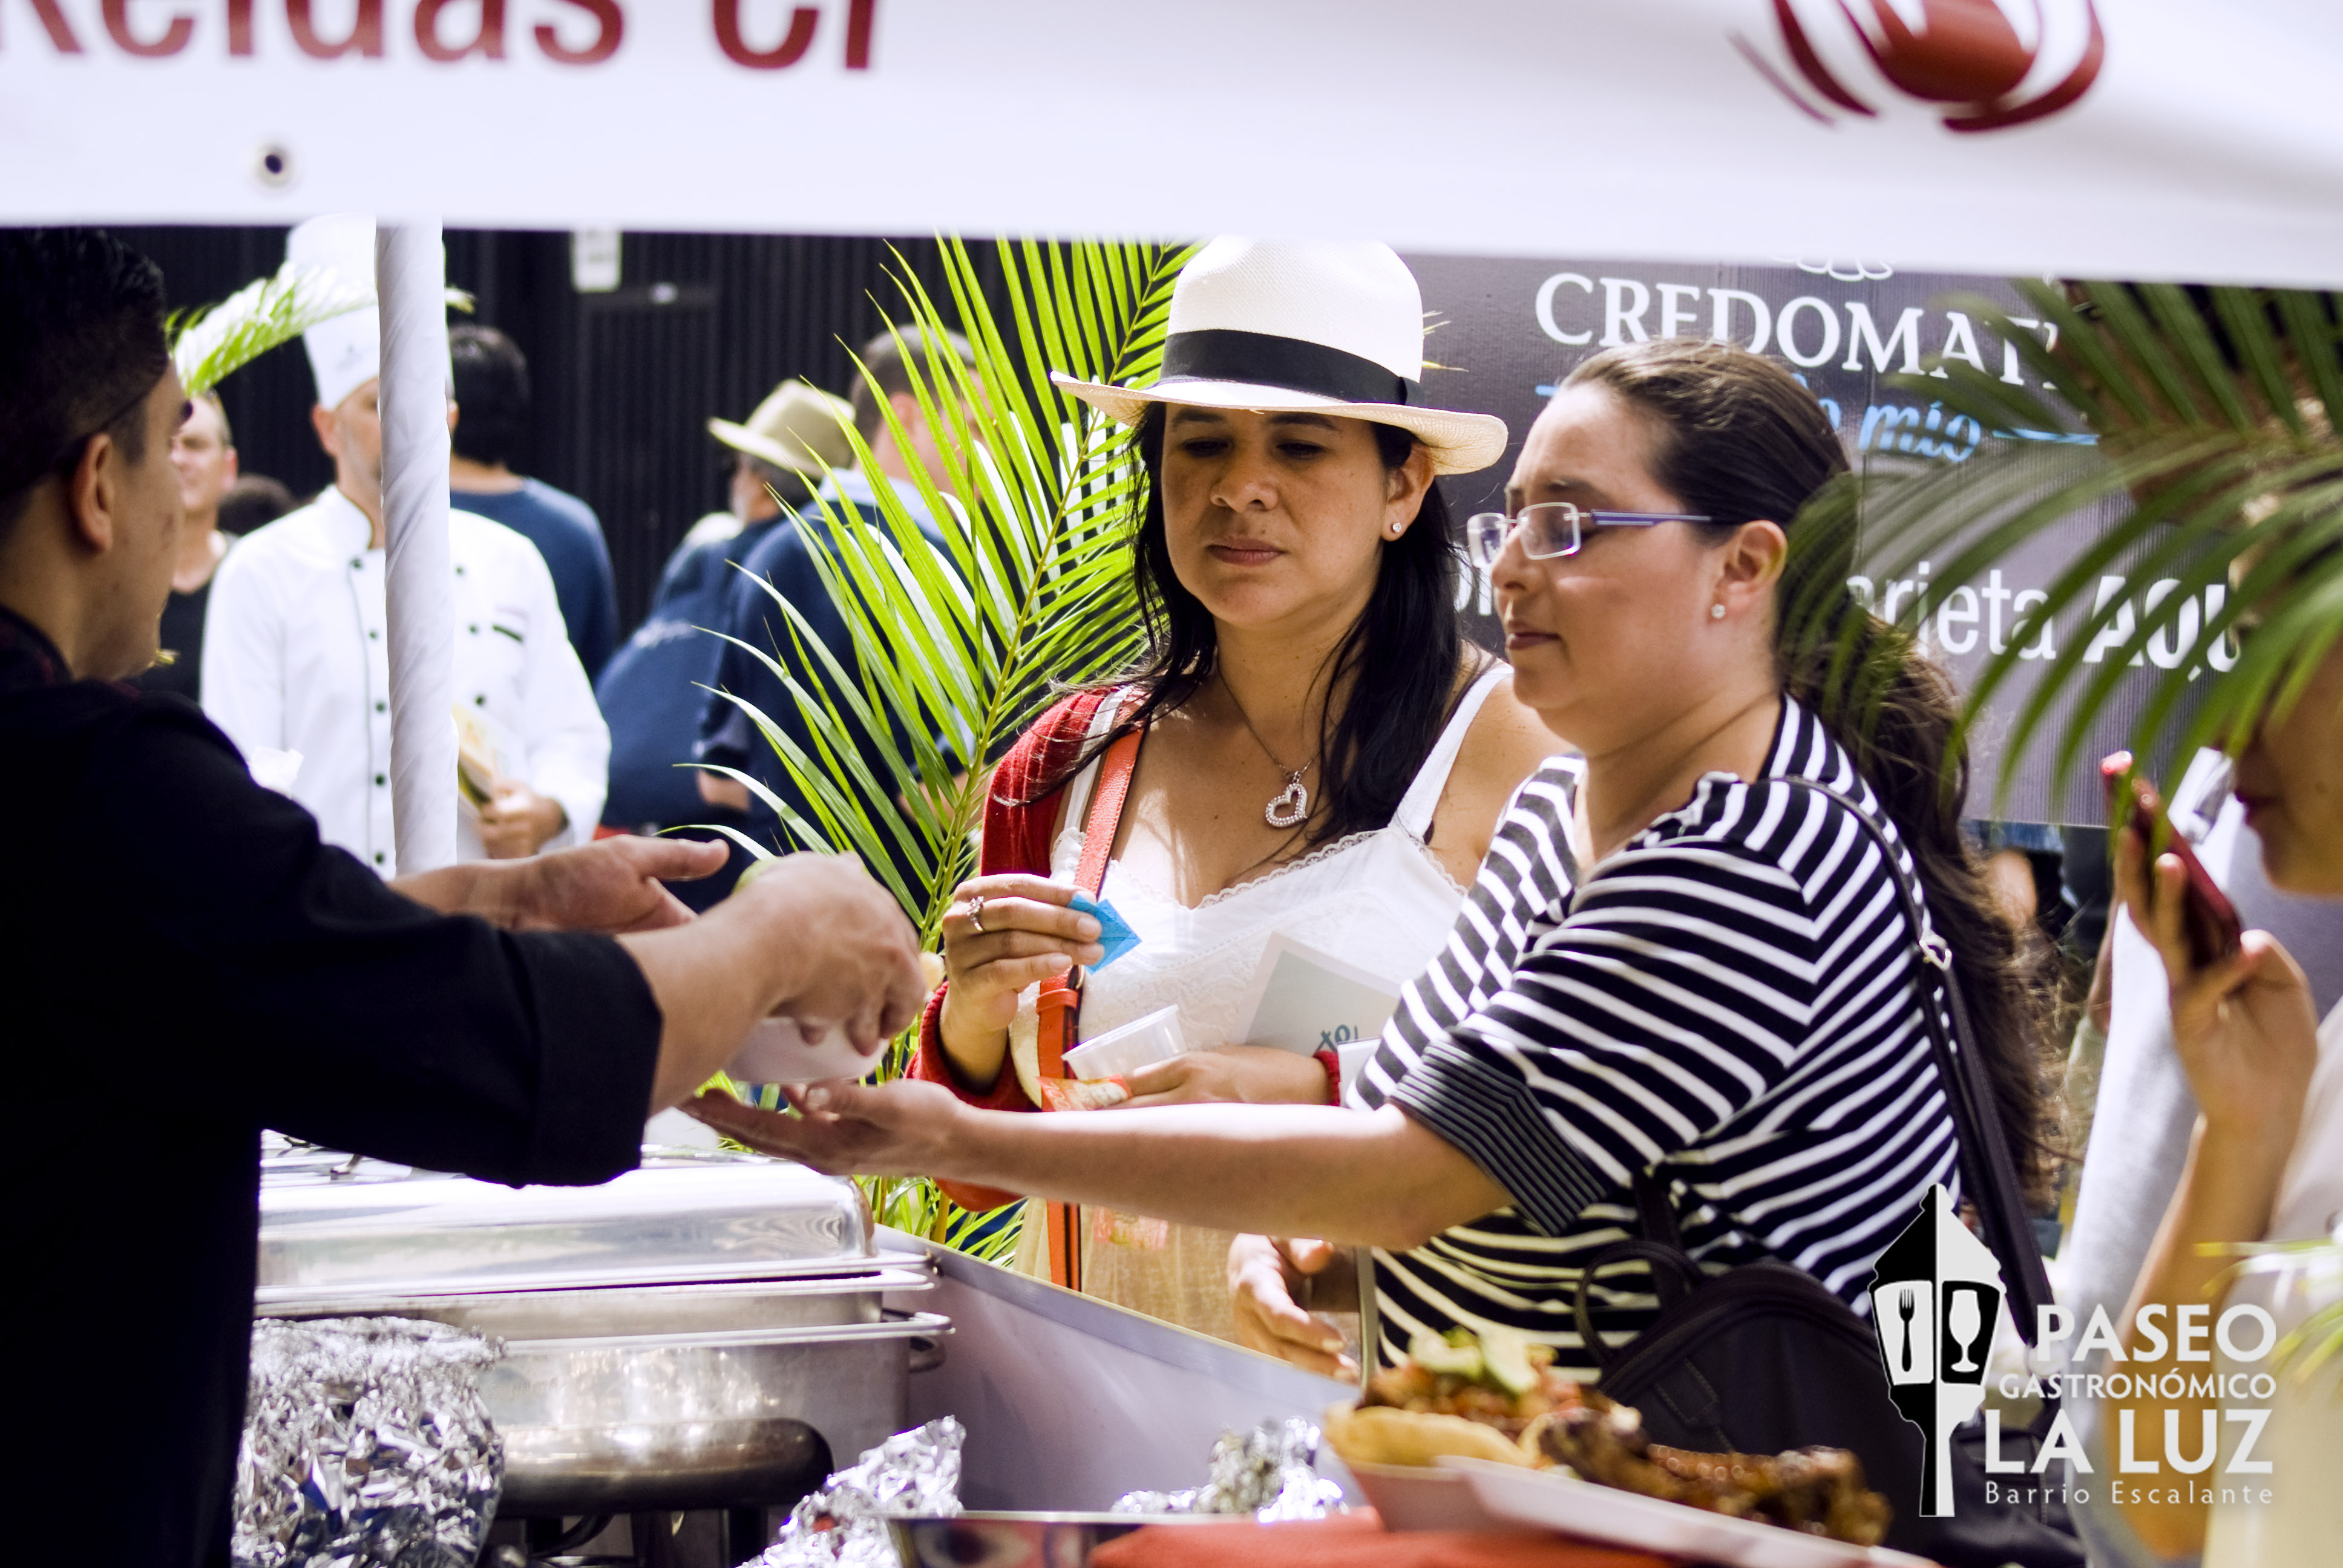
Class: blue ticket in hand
1068,890,1141,971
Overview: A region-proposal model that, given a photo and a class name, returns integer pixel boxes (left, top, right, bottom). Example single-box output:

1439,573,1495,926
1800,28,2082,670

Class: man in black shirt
131,389,237,702
0,229,927,1568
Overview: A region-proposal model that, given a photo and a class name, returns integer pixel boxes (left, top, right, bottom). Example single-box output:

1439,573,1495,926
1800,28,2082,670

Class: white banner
5,0,2343,286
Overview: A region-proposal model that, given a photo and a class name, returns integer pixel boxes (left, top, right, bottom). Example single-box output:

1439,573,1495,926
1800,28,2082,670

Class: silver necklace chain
1222,678,1316,831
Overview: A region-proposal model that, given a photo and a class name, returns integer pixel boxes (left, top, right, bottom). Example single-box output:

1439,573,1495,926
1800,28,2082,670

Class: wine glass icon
1948,1287,1984,1373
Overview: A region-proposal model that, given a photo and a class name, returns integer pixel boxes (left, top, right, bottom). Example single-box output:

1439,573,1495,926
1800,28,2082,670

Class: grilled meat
1535,1398,1892,1547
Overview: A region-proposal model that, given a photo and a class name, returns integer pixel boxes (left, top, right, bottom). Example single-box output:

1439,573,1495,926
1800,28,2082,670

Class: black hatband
1158,328,1415,406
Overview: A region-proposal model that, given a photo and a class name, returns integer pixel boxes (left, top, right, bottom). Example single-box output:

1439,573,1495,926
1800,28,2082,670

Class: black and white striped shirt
1354,697,1964,1377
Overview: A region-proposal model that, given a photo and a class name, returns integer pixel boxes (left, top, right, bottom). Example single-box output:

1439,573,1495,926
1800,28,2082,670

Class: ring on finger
967,893,987,934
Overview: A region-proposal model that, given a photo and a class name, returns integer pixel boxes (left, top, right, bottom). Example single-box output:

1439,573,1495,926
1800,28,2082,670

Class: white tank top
1009,662,1508,1338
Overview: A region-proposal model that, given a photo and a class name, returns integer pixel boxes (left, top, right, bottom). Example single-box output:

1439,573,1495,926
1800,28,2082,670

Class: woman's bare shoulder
1425,665,1563,878
1455,666,1562,796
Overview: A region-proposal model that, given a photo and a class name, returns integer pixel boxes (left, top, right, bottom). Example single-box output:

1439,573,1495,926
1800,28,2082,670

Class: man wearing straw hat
693,328,973,888
595,377,855,906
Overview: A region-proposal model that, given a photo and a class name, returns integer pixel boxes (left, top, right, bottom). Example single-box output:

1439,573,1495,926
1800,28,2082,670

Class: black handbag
1570,780,2082,1567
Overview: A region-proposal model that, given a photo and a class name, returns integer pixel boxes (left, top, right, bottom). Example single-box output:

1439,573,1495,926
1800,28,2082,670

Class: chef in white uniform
203,215,608,876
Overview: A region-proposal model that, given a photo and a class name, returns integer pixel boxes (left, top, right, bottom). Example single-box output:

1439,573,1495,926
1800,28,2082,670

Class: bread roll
1322,1402,1535,1470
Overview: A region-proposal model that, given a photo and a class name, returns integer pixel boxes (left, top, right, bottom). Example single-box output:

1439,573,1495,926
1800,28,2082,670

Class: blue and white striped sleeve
1389,835,1822,1238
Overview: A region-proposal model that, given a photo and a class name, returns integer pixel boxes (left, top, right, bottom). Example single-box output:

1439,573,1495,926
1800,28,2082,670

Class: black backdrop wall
110,227,1004,633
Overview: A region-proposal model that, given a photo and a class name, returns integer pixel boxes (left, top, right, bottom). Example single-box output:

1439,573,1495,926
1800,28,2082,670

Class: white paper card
1234,933,1403,1056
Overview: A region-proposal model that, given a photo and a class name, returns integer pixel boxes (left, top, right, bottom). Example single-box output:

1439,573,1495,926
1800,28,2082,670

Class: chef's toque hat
288,214,379,413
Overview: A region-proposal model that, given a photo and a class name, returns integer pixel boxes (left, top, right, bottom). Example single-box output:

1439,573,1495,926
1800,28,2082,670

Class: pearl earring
1389,523,1404,537
1710,604,1726,619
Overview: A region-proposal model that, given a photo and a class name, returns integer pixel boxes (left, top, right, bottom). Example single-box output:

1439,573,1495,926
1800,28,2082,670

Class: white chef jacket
202,487,608,876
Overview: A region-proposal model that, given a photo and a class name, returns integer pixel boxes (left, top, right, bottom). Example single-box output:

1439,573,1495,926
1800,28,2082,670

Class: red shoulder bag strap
1036,724,1141,1294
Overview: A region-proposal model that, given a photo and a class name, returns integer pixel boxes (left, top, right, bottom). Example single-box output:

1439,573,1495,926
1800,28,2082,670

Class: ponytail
1570,339,2055,1204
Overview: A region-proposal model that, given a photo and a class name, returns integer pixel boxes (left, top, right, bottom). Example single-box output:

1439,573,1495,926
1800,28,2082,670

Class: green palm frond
702,237,1192,1255
167,261,375,397
1815,278,2343,805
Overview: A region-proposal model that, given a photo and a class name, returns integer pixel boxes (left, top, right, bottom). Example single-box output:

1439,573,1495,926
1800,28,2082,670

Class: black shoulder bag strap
1780,777,2056,1342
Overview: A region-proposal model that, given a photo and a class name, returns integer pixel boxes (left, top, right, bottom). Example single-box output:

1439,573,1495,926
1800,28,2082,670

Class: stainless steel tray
254,1265,933,1325
256,1154,876,1298
487,1310,953,1514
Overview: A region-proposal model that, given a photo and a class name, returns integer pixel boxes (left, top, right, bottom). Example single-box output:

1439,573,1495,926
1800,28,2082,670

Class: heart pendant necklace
1224,678,1315,831
1265,771,1309,830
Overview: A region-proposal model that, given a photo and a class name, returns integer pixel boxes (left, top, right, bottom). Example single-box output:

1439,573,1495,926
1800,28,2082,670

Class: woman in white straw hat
890,238,1556,1339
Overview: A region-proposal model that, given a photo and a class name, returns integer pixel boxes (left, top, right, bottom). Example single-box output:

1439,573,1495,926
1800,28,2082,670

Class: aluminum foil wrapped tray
234,1316,503,1568
1113,1419,1345,1521
750,1416,964,1567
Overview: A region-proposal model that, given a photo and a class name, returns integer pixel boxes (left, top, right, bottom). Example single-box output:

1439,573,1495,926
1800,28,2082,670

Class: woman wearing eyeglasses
689,337,2053,1380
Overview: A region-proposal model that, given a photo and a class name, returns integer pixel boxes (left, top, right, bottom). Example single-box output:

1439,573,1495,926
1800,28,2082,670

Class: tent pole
378,219,456,875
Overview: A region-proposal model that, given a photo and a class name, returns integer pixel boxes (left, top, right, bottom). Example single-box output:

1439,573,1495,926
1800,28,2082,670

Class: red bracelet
1313,1047,1342,1105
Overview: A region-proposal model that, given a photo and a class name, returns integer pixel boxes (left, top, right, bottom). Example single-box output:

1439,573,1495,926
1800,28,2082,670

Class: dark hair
216,472,298,536
449,324,529,468
741,452,818,512
1565,338,2053,1203
0,229,171,532
850,325,974,444
1038,405,1470,851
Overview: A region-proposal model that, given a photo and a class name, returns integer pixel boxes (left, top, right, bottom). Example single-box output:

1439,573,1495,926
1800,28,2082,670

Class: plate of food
1323,1324,1596,1534
1322,1328,1920,1565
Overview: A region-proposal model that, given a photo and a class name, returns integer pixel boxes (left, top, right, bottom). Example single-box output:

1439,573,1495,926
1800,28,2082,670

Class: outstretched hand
1229,1233,1357,1379
684,1077,969,1178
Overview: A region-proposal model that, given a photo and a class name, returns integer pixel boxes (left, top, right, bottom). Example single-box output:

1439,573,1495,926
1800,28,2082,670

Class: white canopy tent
11,0,2340,860
6,1,2341,283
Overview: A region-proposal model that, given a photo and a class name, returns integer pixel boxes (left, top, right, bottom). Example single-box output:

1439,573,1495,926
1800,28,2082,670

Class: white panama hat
1050,238,1507,475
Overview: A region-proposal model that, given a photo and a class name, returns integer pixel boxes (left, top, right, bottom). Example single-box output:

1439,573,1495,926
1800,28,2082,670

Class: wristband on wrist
1313,1047,1341,1105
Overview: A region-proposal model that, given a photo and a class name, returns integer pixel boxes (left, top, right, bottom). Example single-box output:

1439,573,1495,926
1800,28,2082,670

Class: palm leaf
696,237,1192,1255
1815,278,2343,806
169,260,473,399
168,261,375,397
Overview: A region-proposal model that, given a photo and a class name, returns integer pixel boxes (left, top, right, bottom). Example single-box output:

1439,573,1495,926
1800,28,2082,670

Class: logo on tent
1735,0,2106,133
1868,1183,2005,1517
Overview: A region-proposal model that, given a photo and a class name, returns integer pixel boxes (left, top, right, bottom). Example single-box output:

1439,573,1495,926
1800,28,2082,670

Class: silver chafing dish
255,1146,948,1514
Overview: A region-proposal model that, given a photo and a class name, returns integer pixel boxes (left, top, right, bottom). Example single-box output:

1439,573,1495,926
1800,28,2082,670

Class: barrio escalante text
0,0,877,70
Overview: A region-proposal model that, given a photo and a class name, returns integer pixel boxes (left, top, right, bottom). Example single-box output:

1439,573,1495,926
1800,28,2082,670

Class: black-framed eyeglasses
1465,501,1712,569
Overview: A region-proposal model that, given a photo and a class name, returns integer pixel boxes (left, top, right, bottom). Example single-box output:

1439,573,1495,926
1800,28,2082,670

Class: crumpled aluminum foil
750,1416,965,1567
1112,1418,1346,1521
233,1316,504,1568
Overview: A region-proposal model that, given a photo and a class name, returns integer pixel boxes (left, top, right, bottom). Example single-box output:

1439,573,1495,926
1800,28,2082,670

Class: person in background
448,324,620,679
595,379,857,910
2093,622,2343,1560
132,389,236,703
1967,817,2071,945
204,214,608,875
215,472,297,537
693,327,973,890
2056,743,2343,1566
1,224,926,1568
